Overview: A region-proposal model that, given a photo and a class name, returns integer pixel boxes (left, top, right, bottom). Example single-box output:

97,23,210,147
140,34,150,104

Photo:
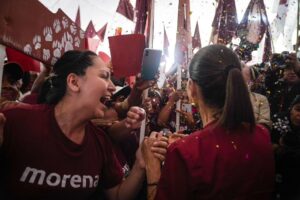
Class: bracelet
147,182,158,186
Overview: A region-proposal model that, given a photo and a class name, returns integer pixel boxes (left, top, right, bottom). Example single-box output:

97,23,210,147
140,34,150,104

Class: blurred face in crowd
283,68,300,85
290,103,300,127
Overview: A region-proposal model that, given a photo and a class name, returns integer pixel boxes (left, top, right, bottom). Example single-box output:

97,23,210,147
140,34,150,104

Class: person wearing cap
271,95,300,199
0,62,24,103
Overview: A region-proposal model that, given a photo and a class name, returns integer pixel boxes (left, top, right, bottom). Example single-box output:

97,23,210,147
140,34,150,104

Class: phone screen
182,103,192,113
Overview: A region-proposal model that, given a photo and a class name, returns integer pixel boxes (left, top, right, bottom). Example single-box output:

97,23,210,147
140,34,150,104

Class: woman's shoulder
1,103,52,121
253,124,272,140
251,92,268,100
169,124,270,151
2,103,50,113
168,128,210,157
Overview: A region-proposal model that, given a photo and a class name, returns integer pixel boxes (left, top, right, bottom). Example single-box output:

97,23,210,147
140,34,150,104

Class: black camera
271,51,290,69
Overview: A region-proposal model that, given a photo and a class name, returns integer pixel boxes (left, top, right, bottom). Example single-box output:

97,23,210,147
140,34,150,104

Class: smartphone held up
141,48,162,80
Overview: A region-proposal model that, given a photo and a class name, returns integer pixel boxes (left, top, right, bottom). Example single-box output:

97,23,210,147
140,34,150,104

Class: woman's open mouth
100,96,113,107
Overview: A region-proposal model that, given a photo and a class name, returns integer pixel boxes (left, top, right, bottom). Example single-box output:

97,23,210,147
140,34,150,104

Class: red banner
108,34,145,78
116,0,134,21
0,0,85,65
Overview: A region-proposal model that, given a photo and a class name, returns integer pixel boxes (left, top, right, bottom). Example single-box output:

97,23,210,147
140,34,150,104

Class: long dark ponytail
189,44,255,131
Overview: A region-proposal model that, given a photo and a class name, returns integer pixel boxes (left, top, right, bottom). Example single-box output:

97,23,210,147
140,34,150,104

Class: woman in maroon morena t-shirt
143,45,275,200
0,50,168,199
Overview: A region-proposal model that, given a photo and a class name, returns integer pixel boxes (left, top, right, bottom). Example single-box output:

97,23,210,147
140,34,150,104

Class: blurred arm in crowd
157,90,181,127
114,75,155,119
30,63,51,93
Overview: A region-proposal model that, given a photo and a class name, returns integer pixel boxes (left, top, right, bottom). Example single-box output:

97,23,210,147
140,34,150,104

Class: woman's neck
54,100,86,144
197,101,219,127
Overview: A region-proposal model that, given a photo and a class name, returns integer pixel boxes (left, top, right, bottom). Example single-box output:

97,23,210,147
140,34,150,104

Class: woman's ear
66,73,80,92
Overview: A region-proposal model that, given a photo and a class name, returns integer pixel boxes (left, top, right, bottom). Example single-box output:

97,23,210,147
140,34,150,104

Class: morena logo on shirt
20,166,99,188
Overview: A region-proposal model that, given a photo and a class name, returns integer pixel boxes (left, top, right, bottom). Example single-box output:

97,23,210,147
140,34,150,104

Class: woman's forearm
157,101,174,127
145,164,161,200
118,162,146,200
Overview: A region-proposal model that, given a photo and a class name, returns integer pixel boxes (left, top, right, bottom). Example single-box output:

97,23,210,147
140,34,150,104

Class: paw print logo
74,36,80,47
62,16,69,29
53,19,61,33
43,49,50,61
70,23,77,35
62,32,74,52
79,30,85,39
33,35,41,50
43,27,53,42
52,40,62,58
24,44,32,55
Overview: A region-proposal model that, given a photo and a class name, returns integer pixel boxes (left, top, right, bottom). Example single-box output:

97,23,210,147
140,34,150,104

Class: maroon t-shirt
20,92,38,104
0,104,123,199
155,122,275,200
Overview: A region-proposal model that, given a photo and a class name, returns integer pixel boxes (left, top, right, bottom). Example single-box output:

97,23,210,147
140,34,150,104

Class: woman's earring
190,97,198,107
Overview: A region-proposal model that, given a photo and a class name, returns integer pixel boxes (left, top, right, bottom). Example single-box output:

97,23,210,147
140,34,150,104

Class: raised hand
175,109,195,126
168,90,183,103
141,131,168,168
149,132,169,162
133,74,156,91
124,107,146,129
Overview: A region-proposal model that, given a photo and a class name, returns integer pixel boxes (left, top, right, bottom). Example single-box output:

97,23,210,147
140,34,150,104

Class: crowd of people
0,44,299,199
